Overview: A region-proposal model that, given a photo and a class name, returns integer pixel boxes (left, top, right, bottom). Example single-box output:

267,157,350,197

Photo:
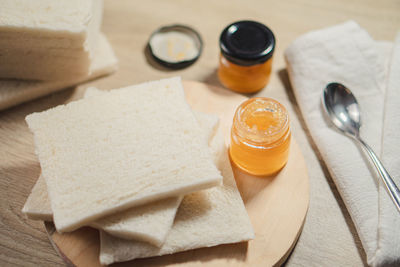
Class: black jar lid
148,24,203,69
219,20,275,66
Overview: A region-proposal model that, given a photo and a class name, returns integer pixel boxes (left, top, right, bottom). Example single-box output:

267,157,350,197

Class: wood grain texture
0,0,399,266
45,81,309,267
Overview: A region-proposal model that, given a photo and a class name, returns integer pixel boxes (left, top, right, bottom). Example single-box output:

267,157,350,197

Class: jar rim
233,97,289,145
148,24,203,69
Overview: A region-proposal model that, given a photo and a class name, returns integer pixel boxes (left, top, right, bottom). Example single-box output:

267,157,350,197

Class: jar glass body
229,97,291,176
218,54,273,94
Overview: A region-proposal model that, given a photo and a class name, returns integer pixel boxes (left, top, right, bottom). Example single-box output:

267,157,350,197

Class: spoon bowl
323,83,361,137
322,82,400,213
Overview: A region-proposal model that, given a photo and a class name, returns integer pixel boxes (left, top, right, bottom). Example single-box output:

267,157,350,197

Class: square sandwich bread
0,0,103,80
25,77,222,232
0,33,118,111
23,87,220,246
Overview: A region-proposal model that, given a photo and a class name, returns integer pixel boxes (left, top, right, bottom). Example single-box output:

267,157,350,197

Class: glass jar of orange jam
229,97,291,176
218,21,275,93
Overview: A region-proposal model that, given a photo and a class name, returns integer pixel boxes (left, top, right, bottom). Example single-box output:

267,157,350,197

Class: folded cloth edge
374,32,400,267
284,20,399,266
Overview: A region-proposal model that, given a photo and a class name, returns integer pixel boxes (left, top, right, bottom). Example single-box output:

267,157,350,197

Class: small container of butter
148,24,203,69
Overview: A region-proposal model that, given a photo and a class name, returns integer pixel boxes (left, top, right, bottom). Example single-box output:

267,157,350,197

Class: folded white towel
284,21,400,266
376,33,400,266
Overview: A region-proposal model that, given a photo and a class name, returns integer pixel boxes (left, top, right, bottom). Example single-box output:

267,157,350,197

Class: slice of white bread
92,197,183,247
22,90,220,246
21,117,216,245
99,129,255,265
0,33,118,111
22,174,182,247
0,0,103,80
21,110,220,222
22,174,53,221
25,77,222,232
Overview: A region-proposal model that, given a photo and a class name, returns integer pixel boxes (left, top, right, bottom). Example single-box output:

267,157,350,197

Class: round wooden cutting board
45,81,309,267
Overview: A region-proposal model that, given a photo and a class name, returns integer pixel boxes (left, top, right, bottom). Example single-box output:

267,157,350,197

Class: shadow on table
201,68,264,99
202,68,221,87
0,86,76,123
278,68,368,266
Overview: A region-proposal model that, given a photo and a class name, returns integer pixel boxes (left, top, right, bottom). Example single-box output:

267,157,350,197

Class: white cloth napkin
376,33,400,265
284,21,400,266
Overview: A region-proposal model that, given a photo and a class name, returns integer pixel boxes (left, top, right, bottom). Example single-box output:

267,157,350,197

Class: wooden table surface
1,0,399,266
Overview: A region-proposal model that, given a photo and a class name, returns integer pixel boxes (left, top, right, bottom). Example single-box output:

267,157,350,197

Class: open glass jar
229,97,291,176
218,21,275,93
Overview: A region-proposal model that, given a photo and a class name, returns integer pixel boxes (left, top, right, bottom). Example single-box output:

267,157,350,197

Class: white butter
150,31,199,62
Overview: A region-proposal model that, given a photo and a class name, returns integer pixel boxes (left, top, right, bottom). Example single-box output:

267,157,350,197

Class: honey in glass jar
218,21,275,93
230,97,291,176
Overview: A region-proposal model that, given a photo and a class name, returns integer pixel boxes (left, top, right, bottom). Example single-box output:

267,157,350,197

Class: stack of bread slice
22,77,254,265
0,0,117,110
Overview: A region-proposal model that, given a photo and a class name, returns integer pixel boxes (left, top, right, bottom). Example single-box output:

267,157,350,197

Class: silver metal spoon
322,82,400,213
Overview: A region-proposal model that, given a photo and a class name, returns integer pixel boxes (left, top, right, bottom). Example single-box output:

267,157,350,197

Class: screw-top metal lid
148,24,203,69
220,20,275,66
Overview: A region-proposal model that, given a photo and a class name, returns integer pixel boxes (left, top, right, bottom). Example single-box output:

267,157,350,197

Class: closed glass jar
229,97,291,176
218,21,275,93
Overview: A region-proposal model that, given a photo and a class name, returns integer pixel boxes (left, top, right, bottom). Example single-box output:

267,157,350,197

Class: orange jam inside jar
229,97,291,176
218,21,275,94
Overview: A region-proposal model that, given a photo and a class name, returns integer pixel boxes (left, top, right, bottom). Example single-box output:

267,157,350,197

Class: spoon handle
357,137,400,213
